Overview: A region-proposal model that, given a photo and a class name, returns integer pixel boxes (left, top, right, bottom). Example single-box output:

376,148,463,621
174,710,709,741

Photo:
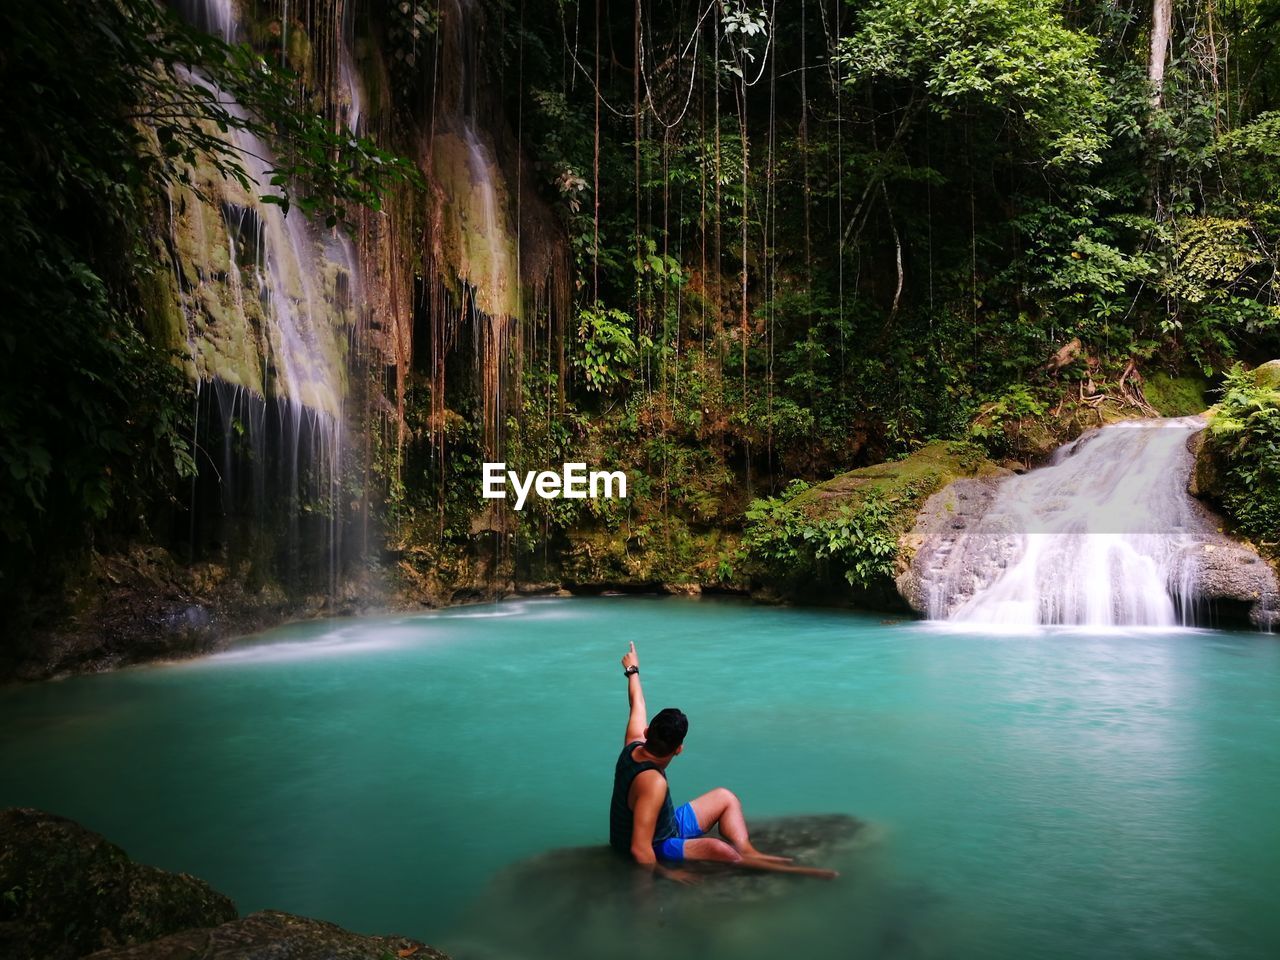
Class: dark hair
646,708,688,757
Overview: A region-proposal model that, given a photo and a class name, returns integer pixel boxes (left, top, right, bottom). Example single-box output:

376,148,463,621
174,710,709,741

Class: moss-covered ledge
790,441,1005,518
741,441,1005,608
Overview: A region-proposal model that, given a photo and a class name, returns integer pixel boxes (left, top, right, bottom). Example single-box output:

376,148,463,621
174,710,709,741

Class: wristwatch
623,665,639,678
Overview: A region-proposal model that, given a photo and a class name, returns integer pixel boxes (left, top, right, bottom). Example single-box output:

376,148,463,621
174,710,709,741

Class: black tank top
609,740,677,853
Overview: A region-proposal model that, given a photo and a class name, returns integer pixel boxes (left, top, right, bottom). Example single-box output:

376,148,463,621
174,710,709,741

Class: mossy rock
83,910,450,960
558,519,731,589
0,808,237,960
452,814,941,960
1144,371,1210,416
1007,398,1139,461
1187,429,1221,499
791,441,1004,529
1252,359,1280,390
742,443,1005,610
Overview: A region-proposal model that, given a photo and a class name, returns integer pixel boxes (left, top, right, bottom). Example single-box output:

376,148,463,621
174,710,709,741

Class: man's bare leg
688,787,790,862
681,837,838,879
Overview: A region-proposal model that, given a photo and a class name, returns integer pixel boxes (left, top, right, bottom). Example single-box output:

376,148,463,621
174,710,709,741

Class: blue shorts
655,802,703,861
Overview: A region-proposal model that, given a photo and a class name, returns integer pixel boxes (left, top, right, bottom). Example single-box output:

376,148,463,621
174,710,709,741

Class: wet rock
512,581,567,596
895,476,1010,617
0,808,237,960
1174,541,1280,629
662,582,702,597
1186,429,1219,498
83,910,450,960
479,814,867,907
451,814,937,960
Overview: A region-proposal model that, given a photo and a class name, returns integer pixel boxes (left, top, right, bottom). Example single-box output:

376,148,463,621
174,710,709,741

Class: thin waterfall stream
170,0,359,594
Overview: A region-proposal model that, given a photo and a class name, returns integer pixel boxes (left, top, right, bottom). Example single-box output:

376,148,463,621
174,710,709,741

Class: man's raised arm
622,641,647,745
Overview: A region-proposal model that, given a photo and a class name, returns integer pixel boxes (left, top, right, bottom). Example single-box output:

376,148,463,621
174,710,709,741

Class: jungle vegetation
2,0,1279,606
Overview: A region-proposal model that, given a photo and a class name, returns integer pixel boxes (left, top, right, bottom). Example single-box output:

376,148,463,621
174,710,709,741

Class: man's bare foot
738,856,839,879
810,868,839,880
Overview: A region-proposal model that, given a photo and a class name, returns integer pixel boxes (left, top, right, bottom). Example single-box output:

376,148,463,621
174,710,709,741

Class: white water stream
926,418,1213,627
173,0,237,41
448,0,516,320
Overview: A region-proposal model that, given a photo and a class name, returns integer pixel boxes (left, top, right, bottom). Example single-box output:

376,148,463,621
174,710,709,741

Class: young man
609,642,838,883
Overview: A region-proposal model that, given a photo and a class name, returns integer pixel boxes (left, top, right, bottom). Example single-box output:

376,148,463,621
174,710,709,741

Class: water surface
2,598,1277,959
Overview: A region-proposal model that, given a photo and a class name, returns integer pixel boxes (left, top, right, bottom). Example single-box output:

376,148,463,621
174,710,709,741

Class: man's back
609,739,676,853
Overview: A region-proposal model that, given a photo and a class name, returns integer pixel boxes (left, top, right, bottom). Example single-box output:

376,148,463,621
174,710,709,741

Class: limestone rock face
0,808,237,960
894,476,1008,618
84,911,450,960
1174,539,1280,627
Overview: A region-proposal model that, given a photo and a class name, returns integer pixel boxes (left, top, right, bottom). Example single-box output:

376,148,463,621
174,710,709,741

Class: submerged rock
451,814,943,960
0,808,236,960
499,813,866,903
84,910,449,960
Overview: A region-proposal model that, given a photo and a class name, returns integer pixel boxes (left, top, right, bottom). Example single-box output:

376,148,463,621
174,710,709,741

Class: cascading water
169,0,360,595
446,0,515,315
338,3,364,137
920,418,1219,627
172,0,236,41
431,0,521,455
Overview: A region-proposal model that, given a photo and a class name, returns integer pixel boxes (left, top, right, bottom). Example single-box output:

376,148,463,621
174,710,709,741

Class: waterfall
920,418,1217,627
418,0,519,456
444,0,518,321
172,0,236,41
338,9,364,137
169,0,359,596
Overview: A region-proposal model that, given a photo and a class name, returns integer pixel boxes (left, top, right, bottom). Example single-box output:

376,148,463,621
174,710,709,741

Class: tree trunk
1149,0,1173,107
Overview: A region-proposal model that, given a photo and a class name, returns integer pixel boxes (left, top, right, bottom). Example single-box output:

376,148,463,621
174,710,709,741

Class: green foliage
969,383,1049,456
1207,365,1280,544
840,0,1108,165
575,303,644,393
1217,111,1280,197
742,491,898,590
11,0,1280,607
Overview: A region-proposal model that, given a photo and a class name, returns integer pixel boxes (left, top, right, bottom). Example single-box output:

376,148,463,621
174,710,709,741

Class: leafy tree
839,0,1109,168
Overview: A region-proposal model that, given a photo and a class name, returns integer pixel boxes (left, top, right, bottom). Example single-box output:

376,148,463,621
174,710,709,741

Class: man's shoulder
632,767,667,792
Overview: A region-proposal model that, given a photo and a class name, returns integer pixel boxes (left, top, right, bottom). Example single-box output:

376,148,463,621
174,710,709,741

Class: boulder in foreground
84,910,450,960
1,808,454,960
0,808,236,960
